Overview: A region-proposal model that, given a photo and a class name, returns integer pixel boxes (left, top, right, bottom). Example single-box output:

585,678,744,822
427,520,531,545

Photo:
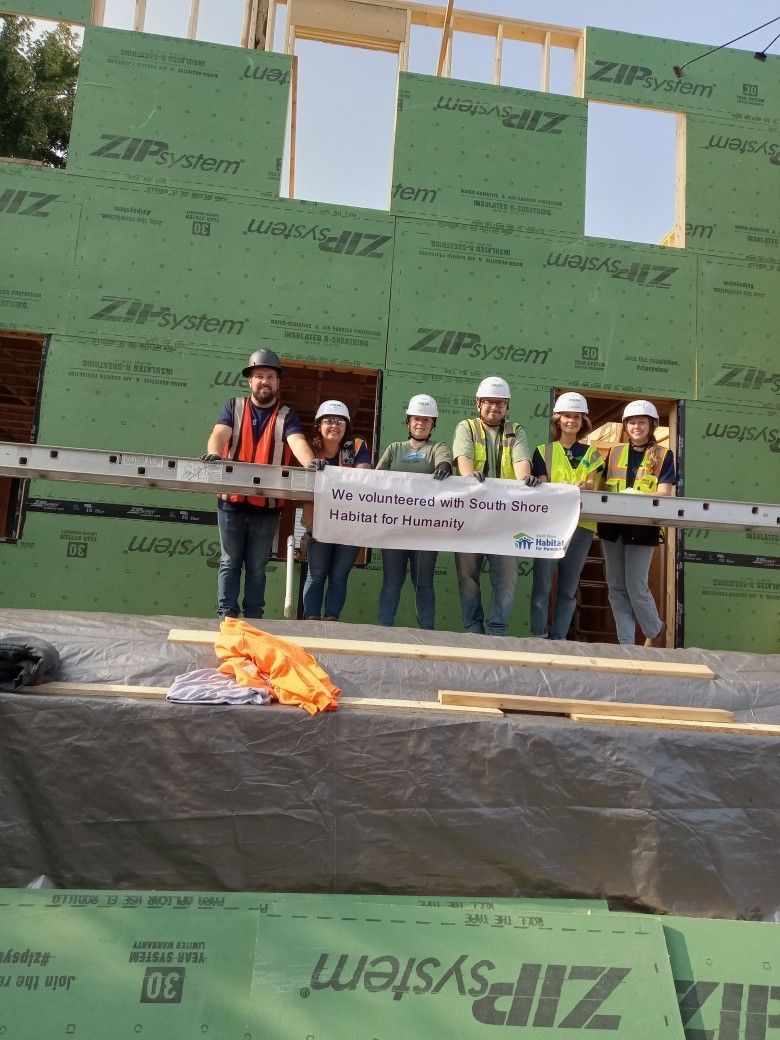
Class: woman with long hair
598,399,676,647
300,400,370,621
530,392,604,639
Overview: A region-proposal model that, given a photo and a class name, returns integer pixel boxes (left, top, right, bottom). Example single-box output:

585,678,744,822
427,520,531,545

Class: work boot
303,615,321,621
323,615,339,622
644,622,666,648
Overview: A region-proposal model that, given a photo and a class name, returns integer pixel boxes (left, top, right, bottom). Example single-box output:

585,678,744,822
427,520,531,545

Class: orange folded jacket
215,618,340,715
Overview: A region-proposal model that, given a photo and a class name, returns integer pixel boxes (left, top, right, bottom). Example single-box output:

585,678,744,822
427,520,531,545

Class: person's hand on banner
522,475,541,487
432,462,452,480
307,458,327,471
472,471,486,483
200,453,223,462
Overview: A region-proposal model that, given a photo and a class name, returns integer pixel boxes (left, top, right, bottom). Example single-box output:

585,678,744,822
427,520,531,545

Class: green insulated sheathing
0,162,81,333
0,1,90,19
387,219,696,397
686,116,780,265
0,895,686,1039
681,399,779,652
696,258,778,405
67,28,291,198
66,182,394,366
392,73,586,236
585,27,780,127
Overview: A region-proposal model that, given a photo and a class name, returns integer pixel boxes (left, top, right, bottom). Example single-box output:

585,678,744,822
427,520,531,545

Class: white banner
313,469,581,558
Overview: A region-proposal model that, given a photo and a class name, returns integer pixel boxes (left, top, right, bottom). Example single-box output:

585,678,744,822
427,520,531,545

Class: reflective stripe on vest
221,398,291,508
539,440,603,532
465,418,516,479
604,441,664,495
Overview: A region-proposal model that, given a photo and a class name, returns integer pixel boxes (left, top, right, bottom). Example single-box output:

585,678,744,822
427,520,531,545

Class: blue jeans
302,539,360,619
455,553,517,636
601,538,662,644
530,525,594,639
217,508,279,619
378,548,438,629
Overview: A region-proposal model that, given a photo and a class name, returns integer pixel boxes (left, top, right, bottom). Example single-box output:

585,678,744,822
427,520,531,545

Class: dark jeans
302,539,360,619
378,548,438,629
217,509,279,619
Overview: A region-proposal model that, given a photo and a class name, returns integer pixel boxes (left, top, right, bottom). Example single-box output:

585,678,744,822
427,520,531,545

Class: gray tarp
0,609,778,920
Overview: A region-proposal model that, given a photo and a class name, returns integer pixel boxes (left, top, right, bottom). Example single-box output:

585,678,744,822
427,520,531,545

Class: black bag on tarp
0,636,59,691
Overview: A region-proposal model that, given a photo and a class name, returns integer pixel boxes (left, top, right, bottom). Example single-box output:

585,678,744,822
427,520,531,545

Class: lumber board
438,690,733,723
166,629,716,680
570,713,780,738
22,682,500,714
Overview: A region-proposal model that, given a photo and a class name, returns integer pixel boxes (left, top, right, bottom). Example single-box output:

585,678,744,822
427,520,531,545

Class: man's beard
252,387,277,406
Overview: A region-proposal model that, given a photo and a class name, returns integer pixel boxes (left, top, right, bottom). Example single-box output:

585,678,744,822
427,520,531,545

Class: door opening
0,330,45,541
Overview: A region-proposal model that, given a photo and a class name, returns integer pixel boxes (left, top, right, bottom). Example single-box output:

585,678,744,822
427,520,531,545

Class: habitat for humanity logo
514,531,534,550
89,297,247,337
588,59,713,98
245,218,391,258
90,136,243,176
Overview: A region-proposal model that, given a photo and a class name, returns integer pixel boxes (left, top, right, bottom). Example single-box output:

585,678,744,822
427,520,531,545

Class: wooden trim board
167,629,716,680
570,713,780,738
438,690,734,723
24,683,501,715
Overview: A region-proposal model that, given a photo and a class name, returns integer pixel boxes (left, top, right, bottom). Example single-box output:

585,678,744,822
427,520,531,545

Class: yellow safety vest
604,442,665,495
538,440,603,533
459,418,518,479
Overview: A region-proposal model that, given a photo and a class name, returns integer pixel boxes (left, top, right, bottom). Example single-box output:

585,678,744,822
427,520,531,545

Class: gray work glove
200,453,223,462
432,461,452,480
523,475,541,487
472,471,486,483
307,458,327,471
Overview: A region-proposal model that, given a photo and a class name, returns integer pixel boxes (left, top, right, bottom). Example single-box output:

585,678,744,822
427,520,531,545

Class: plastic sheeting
0,608,778,920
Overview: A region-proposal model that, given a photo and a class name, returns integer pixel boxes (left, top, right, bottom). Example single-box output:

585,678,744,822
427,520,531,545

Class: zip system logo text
245,219,391,258
545,251,678,289
588,59,714,98
410,328,549,366
435,96,569,134
90,135,243,176
90,297,247,337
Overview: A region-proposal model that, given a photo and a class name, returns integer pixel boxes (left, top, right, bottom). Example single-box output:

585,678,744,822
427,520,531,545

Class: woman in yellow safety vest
530,392,604,640
598,399,676,647
300,400,371,621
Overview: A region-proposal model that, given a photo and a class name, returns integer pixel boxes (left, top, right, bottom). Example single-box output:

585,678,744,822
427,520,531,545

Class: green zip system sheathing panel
696,258,778,405
0,1,90,20
0,894,684,1039
0,162,81,332
584,27,780,127
387,219,696,397
679,399,779,653
392,73,586,236
66,182,394,365
68,28,291,199
686,116,780,266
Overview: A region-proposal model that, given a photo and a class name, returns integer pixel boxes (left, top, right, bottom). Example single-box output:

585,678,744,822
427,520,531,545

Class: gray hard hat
242,348,284,377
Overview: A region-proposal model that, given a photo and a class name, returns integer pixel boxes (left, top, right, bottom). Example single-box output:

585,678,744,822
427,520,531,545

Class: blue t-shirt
216,397,303,513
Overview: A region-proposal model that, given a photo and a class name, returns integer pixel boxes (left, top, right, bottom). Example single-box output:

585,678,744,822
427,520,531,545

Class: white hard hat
622,399,659,422
406,394,438,418
553,391,589,414
315,399,350,422
476,376,511,400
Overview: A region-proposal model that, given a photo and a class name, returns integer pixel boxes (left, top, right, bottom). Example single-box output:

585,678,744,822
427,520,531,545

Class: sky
72,1,780,244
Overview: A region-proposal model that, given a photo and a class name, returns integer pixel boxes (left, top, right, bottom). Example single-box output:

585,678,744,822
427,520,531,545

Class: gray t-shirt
375,439,452,473
452,419,531,477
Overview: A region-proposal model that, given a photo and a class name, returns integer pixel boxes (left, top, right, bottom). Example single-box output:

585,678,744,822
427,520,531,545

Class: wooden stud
493,22,504,85
133,0,147,32
438,690,733,723
570,713,780,738
288,53,298,198
91,0,106,26
167,629,716,680
540,29,551,91
187,0,201,40
675,112,688,246
436,0,455,77
573,29,585,95
265,0,278,50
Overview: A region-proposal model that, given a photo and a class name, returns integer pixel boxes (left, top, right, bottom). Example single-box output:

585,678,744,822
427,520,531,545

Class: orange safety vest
221,397,292,509
215,618,341,715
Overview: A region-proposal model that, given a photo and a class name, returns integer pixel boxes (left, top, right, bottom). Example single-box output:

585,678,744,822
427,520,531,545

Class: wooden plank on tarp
569,713,780,737
167,628,716,680
438,690,734,723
